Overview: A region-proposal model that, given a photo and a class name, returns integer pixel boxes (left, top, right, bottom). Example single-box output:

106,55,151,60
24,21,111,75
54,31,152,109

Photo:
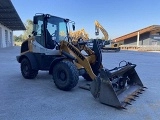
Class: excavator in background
69,28,89,41
16,13,146,109
94,20,120,52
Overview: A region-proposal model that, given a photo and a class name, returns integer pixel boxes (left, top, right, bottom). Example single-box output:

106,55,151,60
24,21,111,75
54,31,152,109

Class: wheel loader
16,13,146,109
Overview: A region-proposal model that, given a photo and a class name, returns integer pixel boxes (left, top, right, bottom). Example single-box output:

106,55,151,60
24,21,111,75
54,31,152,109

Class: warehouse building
114,25,160,46
0,0,25,48
113,25,160,51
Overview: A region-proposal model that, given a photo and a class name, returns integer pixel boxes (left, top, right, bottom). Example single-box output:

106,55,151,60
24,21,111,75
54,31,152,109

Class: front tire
21,58,38,79
52,61,79,91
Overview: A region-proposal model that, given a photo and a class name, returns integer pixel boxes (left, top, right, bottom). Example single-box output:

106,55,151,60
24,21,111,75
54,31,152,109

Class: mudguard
49,56,67,74
16,52,39,70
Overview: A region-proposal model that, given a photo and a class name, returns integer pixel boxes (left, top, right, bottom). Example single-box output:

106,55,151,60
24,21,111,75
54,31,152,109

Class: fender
16,52,39,70
49,56,67,74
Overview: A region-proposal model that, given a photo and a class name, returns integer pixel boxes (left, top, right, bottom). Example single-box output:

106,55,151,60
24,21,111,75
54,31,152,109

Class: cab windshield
47,16,68,43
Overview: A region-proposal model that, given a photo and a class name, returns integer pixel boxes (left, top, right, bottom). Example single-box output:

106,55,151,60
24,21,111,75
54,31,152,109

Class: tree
23,19,33,39
14,19,33,43
14,34,23,42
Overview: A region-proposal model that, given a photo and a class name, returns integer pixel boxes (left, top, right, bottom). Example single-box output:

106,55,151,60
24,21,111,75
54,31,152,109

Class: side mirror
33,16,38,24
72,24,75,31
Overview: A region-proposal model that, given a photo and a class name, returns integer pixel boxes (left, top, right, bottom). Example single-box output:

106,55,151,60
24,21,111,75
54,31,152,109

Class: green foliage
14,19,33,42
23,19,33,39
14,34,23,42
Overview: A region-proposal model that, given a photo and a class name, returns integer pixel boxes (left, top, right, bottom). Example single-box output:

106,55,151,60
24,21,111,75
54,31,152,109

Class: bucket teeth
143,86,148,89
140,88,145,91
128,98,136,101
137,91,142,94
133,94,139,97
125,102,132,105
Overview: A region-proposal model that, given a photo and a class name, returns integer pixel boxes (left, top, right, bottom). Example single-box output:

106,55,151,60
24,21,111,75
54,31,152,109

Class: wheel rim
58,70,67,81
22,62,29,75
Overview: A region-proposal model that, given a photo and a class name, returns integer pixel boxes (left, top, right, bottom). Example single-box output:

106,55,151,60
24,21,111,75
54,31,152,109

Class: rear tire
52,61,79,91
21,58,38,79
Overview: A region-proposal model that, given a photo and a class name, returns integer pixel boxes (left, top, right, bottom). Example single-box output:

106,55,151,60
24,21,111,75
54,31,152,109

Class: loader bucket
90,63,146,109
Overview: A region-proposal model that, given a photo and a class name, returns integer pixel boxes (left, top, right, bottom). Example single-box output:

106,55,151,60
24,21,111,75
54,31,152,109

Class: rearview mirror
72,24,75,31
33,16,38,24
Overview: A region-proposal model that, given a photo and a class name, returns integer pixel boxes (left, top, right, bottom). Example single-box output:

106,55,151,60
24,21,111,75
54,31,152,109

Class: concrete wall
124,36,137,45
0,23,13,48
123,32,160,46
150,34,160,45
139,32,150,45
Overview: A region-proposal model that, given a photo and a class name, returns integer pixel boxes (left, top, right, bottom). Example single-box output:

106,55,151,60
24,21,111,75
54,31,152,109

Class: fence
120,45,160,51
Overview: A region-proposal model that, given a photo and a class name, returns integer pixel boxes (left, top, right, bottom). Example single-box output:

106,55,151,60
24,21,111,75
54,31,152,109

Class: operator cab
32,14,75,49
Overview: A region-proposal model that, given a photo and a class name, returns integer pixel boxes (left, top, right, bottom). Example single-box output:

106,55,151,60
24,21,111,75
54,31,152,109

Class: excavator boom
94,20,120,52
95,20,109,40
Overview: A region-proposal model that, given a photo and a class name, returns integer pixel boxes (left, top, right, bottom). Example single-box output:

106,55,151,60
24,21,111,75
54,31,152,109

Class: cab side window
35,17,45,47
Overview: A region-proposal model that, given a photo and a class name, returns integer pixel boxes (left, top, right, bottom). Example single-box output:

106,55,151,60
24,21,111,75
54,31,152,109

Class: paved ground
0,46,160,120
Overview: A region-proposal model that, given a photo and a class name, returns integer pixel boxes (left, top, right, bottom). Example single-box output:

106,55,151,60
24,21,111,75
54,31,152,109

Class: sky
12,0,160,39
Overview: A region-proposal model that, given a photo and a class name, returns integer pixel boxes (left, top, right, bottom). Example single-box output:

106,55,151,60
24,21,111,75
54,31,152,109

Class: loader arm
60,40,97,80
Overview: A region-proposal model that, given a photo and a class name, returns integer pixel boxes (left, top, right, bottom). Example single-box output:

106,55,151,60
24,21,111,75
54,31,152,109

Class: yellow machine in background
68,21,120,52
95,20,109,40
69,28,89,41
95,20,120,52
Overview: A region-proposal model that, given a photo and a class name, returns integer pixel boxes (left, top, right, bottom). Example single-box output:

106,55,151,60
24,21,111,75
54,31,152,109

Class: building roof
113,25,160,42
0,0,26,30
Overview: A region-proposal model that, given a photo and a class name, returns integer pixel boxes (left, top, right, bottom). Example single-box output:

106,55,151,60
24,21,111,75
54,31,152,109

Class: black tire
21,58,38,79
52,61,79,91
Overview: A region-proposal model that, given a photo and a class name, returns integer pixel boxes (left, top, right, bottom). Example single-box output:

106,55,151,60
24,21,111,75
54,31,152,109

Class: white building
0,0,25,48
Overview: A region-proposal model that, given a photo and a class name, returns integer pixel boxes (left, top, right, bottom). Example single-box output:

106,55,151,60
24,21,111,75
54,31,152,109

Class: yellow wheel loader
16,14,146,109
